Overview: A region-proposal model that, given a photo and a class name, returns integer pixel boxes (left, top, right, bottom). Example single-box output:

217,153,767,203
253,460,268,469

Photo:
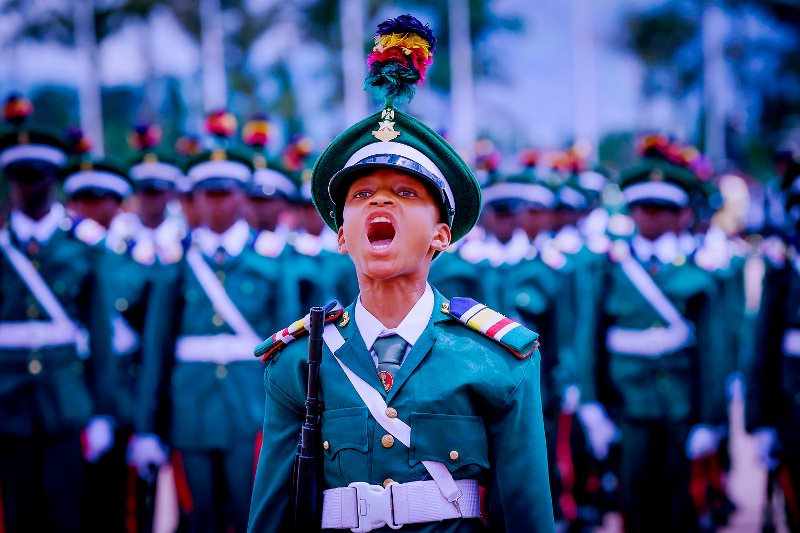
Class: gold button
215,365,228,379
441,301,450,314
216,271,225,282
212,313,224,326
382,478,395,488
381,434,395,448
115,298,129,312
385,407,398,418
323,441,330,450
26,305,39,318
449,450,459,461
28,359,42,375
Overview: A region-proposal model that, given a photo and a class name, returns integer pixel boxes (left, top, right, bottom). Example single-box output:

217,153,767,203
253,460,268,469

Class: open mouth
367,215,396,250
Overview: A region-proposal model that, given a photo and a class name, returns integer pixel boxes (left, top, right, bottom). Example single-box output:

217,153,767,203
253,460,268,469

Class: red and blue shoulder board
254,302,343,362
448,297,539,359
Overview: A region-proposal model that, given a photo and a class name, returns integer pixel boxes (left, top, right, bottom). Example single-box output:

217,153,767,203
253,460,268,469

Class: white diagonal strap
618,254,688,327
0,229,74,325
783,329,800,357
175,334,258,364
322,324,464,506
185,246,259,341
606,325,692,358
0,322,78,349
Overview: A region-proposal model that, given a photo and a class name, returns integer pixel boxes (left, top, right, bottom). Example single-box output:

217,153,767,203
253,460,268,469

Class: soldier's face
630,204,683,240
339,169,450,281
71,195,122,229
195,188,243,232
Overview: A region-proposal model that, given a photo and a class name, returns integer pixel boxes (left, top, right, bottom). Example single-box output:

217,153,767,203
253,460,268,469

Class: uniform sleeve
248,357,305,532
693,280,728,425
745,264,785,432
134,264,180,436
83,246,117,417
486,350,555,532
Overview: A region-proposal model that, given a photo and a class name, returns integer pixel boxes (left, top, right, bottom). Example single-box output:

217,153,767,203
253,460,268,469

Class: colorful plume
364,14,436,105
175,134,201,157
205,110,237,138
282,135,314,172
519,149,539,168
637,133,713,180
475,139,501,173
3,93,33,126
128,122,162,151
243,115,271,147
66,126,92,156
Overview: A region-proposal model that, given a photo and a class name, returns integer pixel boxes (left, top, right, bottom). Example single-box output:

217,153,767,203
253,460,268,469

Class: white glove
561,385,581,415
83,416,115,463
577,402,617,460
127,434,169,478
753,428,778,471
686,424,722,460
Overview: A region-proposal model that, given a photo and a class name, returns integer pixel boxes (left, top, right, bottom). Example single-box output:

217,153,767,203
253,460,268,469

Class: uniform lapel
327,302,387,396
384,288,451,403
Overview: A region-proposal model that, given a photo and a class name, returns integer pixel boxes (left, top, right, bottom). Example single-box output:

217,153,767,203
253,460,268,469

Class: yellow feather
373,33,432,58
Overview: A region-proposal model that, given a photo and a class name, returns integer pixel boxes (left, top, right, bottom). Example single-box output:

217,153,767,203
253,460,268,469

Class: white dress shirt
10,203,64,244
354,283,434,368
632,233,680,265
192,219,250,258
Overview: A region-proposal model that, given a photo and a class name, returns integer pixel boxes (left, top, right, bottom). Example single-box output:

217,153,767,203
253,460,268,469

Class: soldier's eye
398,189,416,198
353,190,372,199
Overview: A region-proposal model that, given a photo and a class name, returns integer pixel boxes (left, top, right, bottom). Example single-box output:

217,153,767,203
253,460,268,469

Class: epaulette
71,217,106,246
608,239,631,263
586,234,611,255
607,212,636,239
447,297,539,359
554,230,583,255
254,302,344,362
762,236,786,268
541,241,567,270
254,230,286,258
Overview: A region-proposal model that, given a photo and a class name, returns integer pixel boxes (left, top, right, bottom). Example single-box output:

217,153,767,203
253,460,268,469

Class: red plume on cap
243,115,271,147
282,134,314,172
519,149,539,168
3,93,34,126
66,126,92,156
128,122,162,151
475,139,501,173
205,110,237,138
175,134,201,157
636,133,713,180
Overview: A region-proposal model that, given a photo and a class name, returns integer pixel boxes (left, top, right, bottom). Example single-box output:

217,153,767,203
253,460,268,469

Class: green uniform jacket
578,246,727,424
0,224,115,436
249,288,555,532
137,232,282,449
746,245,800,453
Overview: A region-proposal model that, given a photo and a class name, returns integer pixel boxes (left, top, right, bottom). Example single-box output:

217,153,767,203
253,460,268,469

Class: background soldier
0,107,115,532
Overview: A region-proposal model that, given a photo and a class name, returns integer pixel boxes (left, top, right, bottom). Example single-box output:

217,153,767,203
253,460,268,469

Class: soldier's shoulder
64,216,106,248
254,304,345,363
442,297,540,360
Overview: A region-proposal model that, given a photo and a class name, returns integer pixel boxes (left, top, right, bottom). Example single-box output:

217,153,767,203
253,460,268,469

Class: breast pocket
409,413,489,475
321,407,369,486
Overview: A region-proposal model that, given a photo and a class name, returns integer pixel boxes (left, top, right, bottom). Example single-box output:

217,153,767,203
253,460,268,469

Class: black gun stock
291,305,325,530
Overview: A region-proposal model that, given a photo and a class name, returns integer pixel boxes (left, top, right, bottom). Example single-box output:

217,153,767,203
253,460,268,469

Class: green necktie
373,334,407,391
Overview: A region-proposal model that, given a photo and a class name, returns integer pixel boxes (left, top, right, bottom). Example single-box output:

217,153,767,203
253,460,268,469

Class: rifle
291,305,325,530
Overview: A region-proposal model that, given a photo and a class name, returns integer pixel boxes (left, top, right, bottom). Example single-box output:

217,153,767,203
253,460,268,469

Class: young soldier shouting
249,15,554,533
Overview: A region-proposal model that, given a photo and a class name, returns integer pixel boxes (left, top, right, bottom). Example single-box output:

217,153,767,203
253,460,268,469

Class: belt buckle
348,481,401,532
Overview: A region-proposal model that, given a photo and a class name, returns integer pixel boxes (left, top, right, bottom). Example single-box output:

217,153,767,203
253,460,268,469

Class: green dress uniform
577,160,728,533
0,128,118,533
250,14,554,531
137,150,282,533
747,236,800,532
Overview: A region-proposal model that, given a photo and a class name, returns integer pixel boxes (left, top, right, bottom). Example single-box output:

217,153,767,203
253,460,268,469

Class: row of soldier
0,92,798,533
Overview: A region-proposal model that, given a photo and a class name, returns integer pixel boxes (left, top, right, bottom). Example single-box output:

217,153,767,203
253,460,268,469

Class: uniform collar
193,219,250,258
633,232,679,264
10,203,64,244
484,229,530,266
354,283,434,351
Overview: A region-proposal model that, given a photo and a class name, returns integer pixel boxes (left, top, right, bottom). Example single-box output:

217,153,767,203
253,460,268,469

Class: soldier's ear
337,227,348,255
431,223,451,252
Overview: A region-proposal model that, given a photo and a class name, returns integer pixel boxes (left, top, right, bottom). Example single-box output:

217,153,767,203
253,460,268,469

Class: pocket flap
321,407,368,457
409,413,489,472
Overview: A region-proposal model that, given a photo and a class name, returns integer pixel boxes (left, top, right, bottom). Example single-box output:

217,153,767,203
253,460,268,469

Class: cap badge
650,168,664,182
372,108,400,142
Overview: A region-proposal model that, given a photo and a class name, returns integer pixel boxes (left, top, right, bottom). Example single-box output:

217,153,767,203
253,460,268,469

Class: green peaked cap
310,107,482,244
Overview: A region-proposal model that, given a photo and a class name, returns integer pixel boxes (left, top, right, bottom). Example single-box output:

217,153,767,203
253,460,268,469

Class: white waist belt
0,321,78,349
606,324,693,358
321,479,481,532
174,334,259,364
783,329,800,357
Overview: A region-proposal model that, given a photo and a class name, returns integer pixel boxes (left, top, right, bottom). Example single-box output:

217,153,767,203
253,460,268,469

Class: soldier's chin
360,256,403,281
